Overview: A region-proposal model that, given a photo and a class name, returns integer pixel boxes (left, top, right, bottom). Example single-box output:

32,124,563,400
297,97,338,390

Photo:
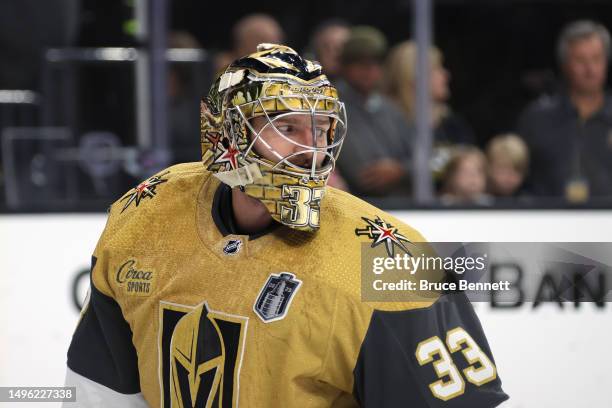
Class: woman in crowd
384,41,476,145
384,41,476,190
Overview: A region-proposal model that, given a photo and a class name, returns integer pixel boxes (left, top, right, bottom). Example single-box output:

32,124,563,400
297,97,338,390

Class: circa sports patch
253,272,302,323
355,216,412,257
114,259,156,296
119,171,169,213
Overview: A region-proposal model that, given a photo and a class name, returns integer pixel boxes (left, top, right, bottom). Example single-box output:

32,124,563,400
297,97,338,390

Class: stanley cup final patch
253,272,301,323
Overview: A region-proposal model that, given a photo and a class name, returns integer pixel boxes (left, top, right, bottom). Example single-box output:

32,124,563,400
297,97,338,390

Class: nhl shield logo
223,239,242,256
253,272,302,323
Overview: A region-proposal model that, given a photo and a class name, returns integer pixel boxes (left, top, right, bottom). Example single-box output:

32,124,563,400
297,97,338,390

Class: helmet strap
213,162,263,187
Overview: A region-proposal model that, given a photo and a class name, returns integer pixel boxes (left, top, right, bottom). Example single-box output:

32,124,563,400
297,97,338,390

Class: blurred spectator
384,41,475,188
168,31,203,163
518,20,612,201
308,20,350,81
486,133,529,198
440,146,491,205
305,20,351,191
384,41,475,146
334,26,413,197
214,13,285,74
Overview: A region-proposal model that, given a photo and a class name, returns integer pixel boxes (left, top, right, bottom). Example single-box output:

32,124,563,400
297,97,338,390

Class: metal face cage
227,92,347,182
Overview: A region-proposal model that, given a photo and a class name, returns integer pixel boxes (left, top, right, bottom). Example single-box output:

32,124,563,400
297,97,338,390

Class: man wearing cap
335,26,414,198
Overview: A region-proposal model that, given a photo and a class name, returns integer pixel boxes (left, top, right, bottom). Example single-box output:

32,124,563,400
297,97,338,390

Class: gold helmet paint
200,44,347,232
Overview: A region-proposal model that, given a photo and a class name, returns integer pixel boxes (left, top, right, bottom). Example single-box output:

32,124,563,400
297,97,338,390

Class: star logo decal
355,216,412,257
119,171,169,213
213,140,241,170
204,132,222,151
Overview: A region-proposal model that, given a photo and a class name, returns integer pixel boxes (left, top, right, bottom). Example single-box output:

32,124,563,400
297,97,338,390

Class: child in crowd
486,133,529,197
440,146,491,205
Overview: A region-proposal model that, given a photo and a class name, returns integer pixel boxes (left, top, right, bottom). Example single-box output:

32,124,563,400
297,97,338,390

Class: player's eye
276,125,294,134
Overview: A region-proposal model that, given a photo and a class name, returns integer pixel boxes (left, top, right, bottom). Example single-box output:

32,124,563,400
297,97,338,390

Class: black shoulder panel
354,293,508,407
67,256,141,394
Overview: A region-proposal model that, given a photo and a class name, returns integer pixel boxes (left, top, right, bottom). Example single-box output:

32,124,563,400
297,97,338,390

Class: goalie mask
201,44,347,232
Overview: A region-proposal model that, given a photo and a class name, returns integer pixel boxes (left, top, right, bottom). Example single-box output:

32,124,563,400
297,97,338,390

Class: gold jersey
66,163,508,408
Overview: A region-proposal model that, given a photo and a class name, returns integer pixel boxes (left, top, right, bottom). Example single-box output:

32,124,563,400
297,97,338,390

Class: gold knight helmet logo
161,302,248,408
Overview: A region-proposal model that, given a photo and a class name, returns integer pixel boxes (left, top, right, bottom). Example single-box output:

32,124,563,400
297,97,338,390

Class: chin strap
213,162,263,188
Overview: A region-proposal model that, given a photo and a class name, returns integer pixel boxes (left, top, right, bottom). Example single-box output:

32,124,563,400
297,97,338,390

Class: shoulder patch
355,216,412,257
119,171,170,213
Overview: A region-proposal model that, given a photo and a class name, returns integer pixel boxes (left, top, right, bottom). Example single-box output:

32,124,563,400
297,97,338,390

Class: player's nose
291,136,316,168
293,125,316,147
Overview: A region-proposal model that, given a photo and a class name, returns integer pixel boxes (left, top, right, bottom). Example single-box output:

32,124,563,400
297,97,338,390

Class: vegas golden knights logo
159,302,248,408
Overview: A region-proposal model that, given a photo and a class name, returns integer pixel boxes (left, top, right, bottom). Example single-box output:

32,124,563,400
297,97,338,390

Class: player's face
249,114,331,169
564,35,608,94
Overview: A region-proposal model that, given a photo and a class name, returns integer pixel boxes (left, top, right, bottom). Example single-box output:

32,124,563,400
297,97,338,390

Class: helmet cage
225,92,347,183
